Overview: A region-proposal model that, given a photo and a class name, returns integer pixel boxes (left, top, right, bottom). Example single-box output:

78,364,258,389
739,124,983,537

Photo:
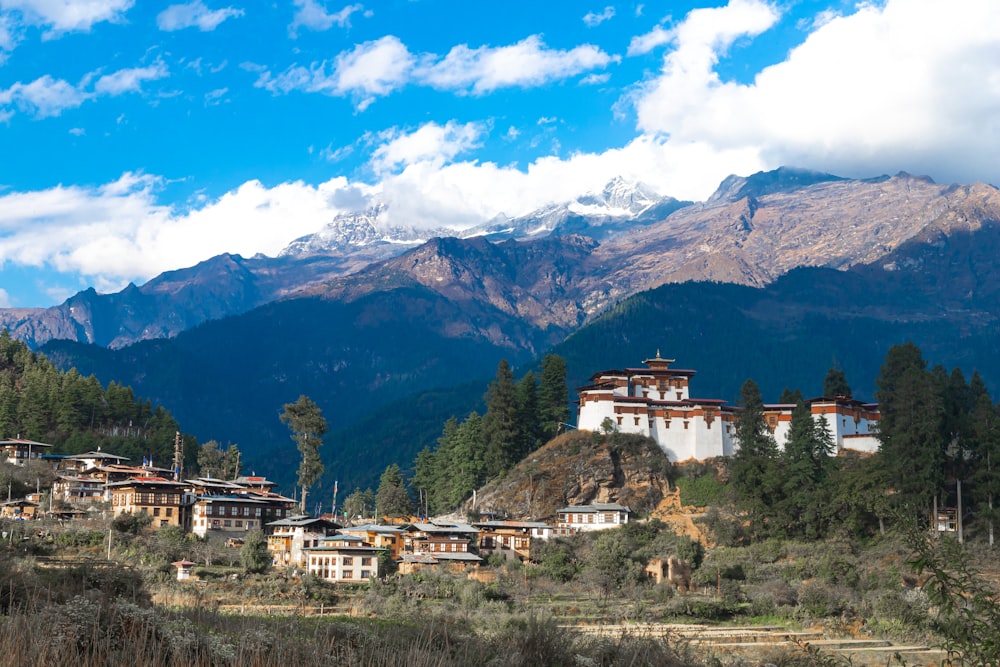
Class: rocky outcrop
469,431,673,522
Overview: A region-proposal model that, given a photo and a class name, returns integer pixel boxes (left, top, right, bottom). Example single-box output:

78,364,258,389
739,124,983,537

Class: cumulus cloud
0,172,367,293
256,34,616,108
156,1,243,32
627,24,671,56
583,6,615,27
0,0,133,37
633,0,1000,184
289,0,363,37
1,61,169,118
256,35,414,110
371,120,486,174
93,60,169,95
419,35,617,94
0,74,89,117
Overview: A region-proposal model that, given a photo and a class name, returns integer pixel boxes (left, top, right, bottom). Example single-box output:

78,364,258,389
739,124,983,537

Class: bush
112,512,152,535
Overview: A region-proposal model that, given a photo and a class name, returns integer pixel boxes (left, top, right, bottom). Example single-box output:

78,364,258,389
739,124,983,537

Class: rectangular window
223,520,231,527
361,557,372,566
361,571,371,579
255,508,262,516
206,506,213,516
236,520,243,528
153,507,160,517
343,571,353,579
243,507,250,516
343,557,353,566
166,508,172,517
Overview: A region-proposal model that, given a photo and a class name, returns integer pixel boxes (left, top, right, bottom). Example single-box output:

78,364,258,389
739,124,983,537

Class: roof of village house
423,552,483,562
232,475,277,487
193,494,275,504
66,451,130,462
407,521,479,534
104,476,190,489
0,438,53,449
341,523,406,533
266,515,341,530
1,499,39,507
474,520,551,530
556,502,631,514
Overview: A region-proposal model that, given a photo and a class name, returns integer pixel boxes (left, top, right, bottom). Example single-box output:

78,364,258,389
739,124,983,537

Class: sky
0,0,998,308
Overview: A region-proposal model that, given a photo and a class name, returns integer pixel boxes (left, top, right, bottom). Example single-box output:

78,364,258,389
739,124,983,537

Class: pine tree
376,464,412,519
482,360,519,478
729,378,780,539
875,342,945,520
197,440,225,478
779,399,834,538
280,395,328,513
515,371,541,461
823,366,852,397
970,392,1000,546
538,354,569,441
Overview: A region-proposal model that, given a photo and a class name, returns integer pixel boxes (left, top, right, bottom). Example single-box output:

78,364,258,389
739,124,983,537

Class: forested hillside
0,330,194,469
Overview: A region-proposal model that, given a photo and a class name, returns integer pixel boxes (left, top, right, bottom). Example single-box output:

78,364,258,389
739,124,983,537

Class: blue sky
1,0,999,308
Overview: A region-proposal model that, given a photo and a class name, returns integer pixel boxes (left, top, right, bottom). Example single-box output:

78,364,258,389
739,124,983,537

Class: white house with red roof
577,352,880,461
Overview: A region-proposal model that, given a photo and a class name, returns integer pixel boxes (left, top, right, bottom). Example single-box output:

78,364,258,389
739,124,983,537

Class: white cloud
256,36,414,110
0,0,133,37
257,34,617,107
632,0,1000,185
0,74,89,117
627,24,671,56
371,120,486,174
0,172,368,293
289,0,362,37
204,87,228,105
1,60,169,119
583,6,615,27
156,1,243,32
93,60,169,95
419,35,617,94
0,288,10,307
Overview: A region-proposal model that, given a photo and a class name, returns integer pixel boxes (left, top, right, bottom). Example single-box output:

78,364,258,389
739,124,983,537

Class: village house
474,520,552,560
190,494,279,537
576,352,881,461
105,476,194,529
0,438,53,466
266,515,341,568
0,499,39,520
52,473,106,504
338,524,406,560
62,450,130,472
555,503,631,532
303,534,384,583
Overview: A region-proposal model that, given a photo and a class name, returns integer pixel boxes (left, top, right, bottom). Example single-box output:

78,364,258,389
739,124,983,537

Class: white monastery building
576,353,880,462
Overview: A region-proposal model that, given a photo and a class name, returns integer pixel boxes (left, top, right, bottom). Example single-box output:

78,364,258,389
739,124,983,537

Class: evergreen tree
823,366,852,397
280,395,328,513
729,378,780,539
240,529,271,573
197,440,225,478
875,342,945,520
481,360,519,478
779,399,834,538
538,354,570,441
376,464,413,519
222,444,242,479
515,371,541,461
342,488,375,521
777,387,804,404
970,392,1000,547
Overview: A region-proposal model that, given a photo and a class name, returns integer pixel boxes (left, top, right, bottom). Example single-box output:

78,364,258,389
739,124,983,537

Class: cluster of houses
1,437,634,583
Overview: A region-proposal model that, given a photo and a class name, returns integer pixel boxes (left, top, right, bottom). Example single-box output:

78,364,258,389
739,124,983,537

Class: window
343,571,353,579
236,520,243,528
343,557,354,566
206,506,213,516
243,507,250,516
223,520,231,527
153,507,160,517
361,570,371,579
255,508,262,516
166,508,172,517
361,557,372,566
247,521,254,529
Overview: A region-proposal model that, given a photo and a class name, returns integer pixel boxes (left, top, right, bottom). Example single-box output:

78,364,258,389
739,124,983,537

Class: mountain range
9,166,1000,492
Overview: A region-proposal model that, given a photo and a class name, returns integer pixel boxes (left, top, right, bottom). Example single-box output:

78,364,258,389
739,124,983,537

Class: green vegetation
280,394,328,512
0,330,194,469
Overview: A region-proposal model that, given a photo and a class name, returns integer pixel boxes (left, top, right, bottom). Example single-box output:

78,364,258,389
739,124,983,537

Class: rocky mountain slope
469,431,673,522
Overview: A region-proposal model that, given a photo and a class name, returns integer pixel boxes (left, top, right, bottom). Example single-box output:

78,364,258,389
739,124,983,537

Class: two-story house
304,534,384,583
105,476,194,529
555,503,631,532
